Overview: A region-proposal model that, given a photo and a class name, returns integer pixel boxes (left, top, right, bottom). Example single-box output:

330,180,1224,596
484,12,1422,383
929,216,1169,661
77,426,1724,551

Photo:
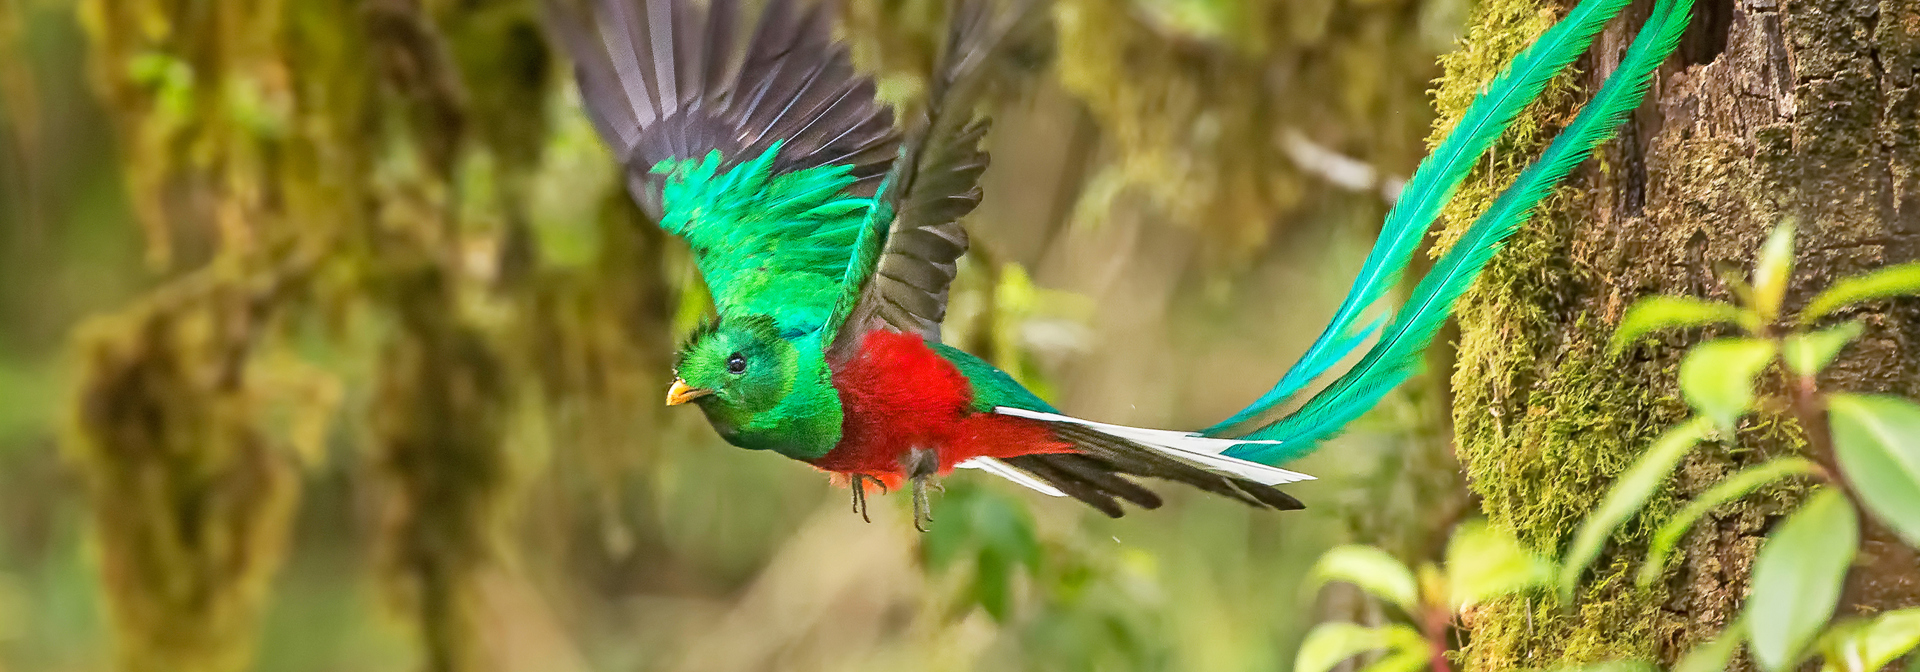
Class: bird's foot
910,475,936,532
904,448,939,532
849,474,886,523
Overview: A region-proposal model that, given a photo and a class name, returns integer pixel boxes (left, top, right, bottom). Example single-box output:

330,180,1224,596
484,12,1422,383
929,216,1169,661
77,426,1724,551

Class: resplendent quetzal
548,0,1694,527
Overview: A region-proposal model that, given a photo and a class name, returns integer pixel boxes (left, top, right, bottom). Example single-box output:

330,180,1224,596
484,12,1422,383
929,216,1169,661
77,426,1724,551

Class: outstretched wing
547,0,898,219
825,0,1034,346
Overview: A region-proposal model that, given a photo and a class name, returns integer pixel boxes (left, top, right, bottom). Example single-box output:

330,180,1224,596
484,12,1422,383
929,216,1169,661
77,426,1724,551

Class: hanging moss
72,0,327,668
74,0,553,668
368,262,513,672
353,3,561,671
66,275,301,672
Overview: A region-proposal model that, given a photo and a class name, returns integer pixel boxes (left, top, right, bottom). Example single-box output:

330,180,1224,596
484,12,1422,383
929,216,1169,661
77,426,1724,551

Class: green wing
550,0,899,330
825,0,1034,346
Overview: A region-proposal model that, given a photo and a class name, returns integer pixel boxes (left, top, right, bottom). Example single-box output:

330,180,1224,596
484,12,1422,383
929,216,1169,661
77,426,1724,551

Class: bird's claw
911,475,935,532
845,449,940,529
906,447,938,532
850,474,876,524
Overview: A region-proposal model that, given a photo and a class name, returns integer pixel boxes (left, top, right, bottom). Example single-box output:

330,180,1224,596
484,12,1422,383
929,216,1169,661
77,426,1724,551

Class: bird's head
669,314,793,412
667,314,843,459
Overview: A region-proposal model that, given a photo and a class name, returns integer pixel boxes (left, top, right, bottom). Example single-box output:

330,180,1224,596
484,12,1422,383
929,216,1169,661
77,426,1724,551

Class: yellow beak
665,378,712,406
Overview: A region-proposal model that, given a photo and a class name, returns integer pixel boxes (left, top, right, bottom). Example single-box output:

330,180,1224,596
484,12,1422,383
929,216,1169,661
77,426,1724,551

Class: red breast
817,330,1071,485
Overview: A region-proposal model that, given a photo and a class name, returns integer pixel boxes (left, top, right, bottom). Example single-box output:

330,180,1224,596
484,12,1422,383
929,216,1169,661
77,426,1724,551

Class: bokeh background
0,0,1485,669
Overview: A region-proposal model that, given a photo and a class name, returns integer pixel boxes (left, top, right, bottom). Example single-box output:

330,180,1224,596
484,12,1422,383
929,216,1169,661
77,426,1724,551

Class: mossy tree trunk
1438,0,1920,666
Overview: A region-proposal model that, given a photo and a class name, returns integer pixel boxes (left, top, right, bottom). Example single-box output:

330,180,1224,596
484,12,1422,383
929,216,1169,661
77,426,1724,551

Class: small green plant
921,482,1175,670
1302,223,1920,672
1296,521,1556,672
1585,223,1920,671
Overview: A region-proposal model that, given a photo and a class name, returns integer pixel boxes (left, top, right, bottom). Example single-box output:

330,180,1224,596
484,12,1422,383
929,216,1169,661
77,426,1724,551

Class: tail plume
1201,0,1635,434
934,0,1692,513
1215,0,1696,464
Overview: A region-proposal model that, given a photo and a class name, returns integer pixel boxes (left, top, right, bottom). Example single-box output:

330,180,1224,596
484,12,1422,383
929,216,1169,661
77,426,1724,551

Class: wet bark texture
1441,0,1920,666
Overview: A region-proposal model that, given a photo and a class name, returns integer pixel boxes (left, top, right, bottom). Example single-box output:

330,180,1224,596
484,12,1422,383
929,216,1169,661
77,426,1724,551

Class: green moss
1428,0,1844,666
66,283,302,672
1426,0,1679,664
368,265,513,672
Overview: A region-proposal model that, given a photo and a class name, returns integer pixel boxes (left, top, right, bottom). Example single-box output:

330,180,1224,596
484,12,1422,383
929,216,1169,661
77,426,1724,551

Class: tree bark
1439,0,1920,666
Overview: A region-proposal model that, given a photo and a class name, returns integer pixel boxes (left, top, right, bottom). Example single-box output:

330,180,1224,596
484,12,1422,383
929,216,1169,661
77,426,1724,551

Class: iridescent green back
656,145,881,334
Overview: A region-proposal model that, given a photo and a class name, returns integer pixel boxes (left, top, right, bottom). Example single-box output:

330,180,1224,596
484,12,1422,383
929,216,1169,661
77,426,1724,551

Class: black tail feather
1000,455,1132,518
1001,424,1306,516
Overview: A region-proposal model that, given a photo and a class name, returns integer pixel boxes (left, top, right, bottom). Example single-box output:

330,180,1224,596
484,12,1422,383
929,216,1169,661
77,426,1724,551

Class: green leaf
1307,545,1421,612
1562,418,1713,599
968,490,1042,571
1820,609,1920,672
921,515,969,570
1782,321,1865,377
1747,488,1859,672
975,550,1015,621
1802,262,1920,324
1753,223,1796,322
1675,630,1743,672
1860,609,1920,663
1680,338,1778,430
1446,520,1555,610
1827,394,1920,547
921,483,1042,623
1294,623,1427,672
1610,296,1747,354
1358,649,1431,672
1639,457,1820,588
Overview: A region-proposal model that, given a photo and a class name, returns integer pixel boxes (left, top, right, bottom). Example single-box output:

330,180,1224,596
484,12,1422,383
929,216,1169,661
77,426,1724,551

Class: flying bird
547,0,1694,527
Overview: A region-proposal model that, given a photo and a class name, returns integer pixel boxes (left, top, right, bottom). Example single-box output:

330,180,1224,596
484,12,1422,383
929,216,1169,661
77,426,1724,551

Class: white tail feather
956,457,1068,497
990,407,1316,486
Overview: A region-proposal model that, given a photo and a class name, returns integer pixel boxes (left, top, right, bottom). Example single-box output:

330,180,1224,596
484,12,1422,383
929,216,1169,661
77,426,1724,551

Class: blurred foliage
923,482,1176,670
0,0,1474,669
1053,0,1463,264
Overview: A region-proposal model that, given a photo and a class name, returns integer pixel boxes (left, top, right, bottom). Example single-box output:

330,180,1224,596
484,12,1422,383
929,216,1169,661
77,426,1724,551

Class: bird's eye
726,353,747,374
